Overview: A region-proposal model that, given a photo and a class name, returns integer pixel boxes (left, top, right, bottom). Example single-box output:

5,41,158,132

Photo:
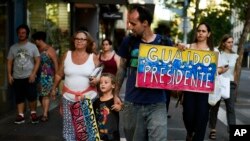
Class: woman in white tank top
51,31,99,141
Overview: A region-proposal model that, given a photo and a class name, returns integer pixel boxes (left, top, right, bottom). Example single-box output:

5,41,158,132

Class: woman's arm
114,53,121,71
48,46,59,73
51,52,67,98
7,59,14,85
217,65,229,74
233,58,239,84
89,54,100,86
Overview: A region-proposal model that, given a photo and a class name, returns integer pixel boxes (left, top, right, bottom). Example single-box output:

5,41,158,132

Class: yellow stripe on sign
138,43,218,64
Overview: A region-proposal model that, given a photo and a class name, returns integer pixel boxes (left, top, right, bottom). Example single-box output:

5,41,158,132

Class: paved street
167,69,250,141
0,69,249,141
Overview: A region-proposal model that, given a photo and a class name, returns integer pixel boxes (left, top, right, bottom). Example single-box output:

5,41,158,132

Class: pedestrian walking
7,24,40,124
209,34,238,140
32,31,58,122
177,22,217,141
114,5,172,141
51,30,99,140
154,23,174,118
98,39,120,75
93,73,123,141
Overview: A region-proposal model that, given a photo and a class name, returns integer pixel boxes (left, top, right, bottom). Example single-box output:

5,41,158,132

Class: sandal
209,130,216,140
186,133,193,141
40,116,48,122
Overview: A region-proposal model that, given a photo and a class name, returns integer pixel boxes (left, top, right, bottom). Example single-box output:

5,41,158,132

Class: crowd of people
7,5,238,141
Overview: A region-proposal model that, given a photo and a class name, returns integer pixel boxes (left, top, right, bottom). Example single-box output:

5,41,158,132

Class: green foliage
227,0,250,21
186,1,232,45
199,11,232,46
164,0,185,9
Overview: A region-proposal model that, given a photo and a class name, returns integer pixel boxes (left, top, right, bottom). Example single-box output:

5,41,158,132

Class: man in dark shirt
114,5,172,141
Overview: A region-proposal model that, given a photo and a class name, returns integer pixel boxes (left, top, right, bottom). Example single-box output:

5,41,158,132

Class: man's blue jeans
121,102,167,141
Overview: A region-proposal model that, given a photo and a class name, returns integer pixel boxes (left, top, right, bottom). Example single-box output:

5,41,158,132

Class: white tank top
63,51,97,102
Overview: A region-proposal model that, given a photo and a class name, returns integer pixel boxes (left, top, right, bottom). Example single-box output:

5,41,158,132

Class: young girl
93,73,123,141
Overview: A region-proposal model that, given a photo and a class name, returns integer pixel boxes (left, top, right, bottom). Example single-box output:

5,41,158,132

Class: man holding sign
114,5,172,141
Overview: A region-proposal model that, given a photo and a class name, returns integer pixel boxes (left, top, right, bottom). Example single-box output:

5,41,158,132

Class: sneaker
30,113,39,124
14,115,25,124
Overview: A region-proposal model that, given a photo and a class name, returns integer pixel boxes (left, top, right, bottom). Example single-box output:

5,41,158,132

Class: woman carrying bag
51,30,100,141
208,34,239,140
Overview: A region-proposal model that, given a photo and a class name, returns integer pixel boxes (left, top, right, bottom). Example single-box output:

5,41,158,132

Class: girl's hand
114,95,122,105
89,76,98,87
111,103,124,112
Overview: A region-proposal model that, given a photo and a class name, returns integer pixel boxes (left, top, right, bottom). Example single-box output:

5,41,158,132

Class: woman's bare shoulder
92,53,100,66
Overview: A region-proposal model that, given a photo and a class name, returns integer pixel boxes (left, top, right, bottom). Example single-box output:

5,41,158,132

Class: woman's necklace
223,51,231,64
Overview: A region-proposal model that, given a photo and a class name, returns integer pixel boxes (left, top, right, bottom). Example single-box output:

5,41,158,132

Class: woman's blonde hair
218,34,234,53
71,30,95,53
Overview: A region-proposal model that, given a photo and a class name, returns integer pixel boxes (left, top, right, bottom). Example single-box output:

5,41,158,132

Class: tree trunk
190,0,200,42
235,4,250,97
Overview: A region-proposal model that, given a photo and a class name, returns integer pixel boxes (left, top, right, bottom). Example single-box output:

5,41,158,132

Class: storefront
0,0,127,117
0,0,72,117
0,0,12,116
27,0,71,56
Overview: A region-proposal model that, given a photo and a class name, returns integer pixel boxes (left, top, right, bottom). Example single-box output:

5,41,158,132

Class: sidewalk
0,98,63,141
0,69,249,141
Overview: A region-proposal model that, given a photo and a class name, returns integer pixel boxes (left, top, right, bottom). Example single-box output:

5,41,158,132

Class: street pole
248,54,250,68
183,0,188,44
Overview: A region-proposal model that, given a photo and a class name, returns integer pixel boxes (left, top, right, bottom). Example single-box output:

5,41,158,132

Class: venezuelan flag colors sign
136,43,218,93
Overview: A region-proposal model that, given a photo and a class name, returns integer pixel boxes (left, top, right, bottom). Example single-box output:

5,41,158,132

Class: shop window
0,2,9,113
27,0,70,57
0,3,7,89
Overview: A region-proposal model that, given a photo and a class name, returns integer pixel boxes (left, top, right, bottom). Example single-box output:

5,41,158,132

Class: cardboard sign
136,43,218,93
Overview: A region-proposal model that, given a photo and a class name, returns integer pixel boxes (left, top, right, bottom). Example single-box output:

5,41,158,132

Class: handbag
209,75,222,106
70,98,100,141
219,75,230,99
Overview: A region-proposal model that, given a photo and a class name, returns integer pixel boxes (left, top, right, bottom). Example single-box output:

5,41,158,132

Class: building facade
231,9,250,68
0,0,128,117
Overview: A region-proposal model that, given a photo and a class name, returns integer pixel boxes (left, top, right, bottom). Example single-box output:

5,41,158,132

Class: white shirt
219,51,238,81
63,51,97,102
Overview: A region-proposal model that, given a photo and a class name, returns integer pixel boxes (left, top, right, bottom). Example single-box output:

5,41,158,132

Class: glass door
0,2,9,114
